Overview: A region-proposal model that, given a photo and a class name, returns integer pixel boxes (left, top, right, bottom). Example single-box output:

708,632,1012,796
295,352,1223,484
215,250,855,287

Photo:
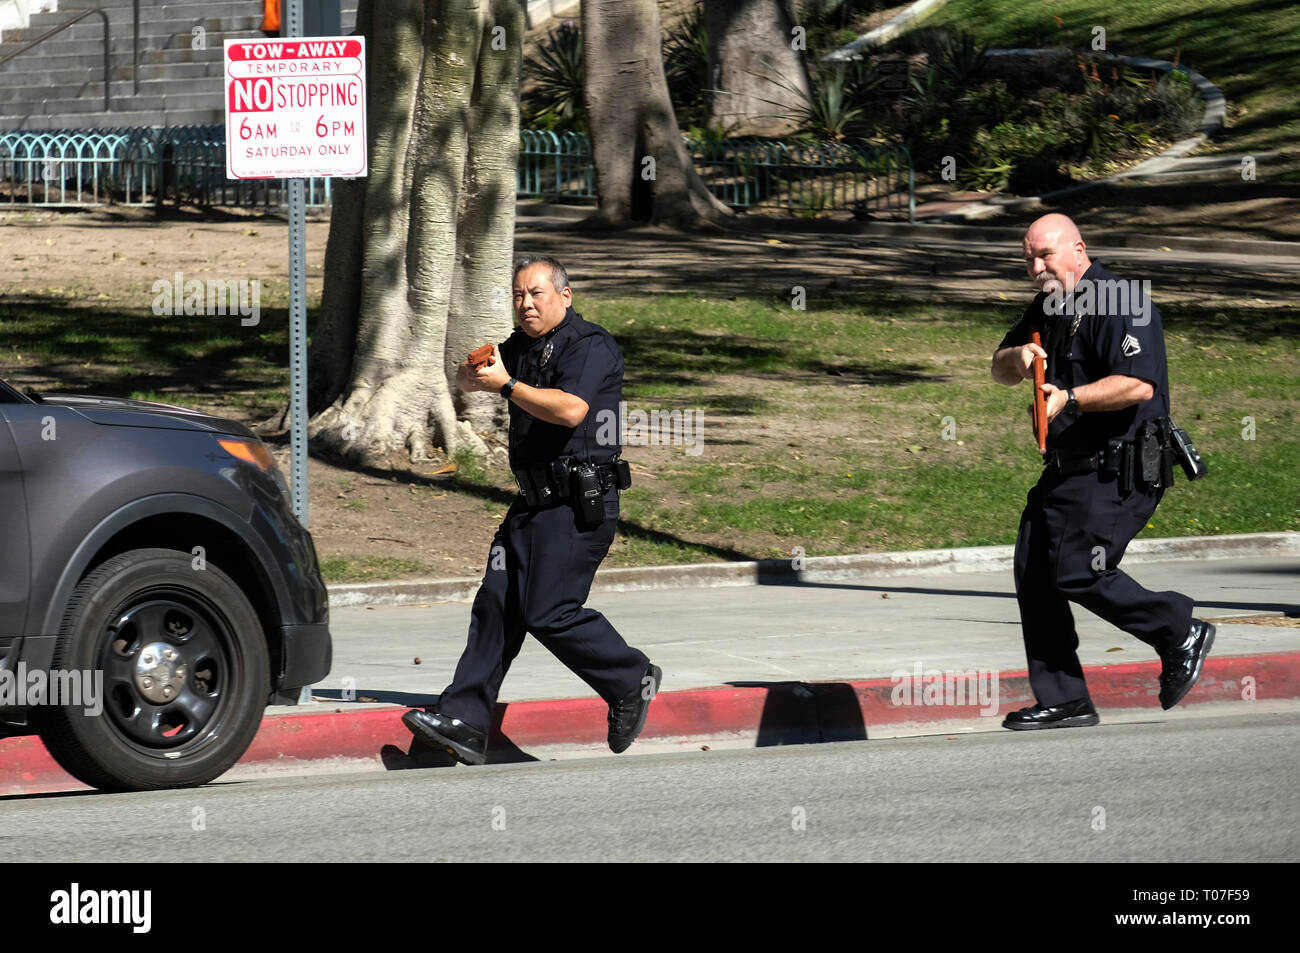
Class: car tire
32,548,270,791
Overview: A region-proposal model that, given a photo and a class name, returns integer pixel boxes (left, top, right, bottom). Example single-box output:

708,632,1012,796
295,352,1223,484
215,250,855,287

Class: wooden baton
1030,328,1047,453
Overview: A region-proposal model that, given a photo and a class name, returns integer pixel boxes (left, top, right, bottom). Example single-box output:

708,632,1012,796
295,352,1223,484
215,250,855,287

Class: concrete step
3,60,224,86
17,93,168,114
20,10,265,35
17,4,356,39
0,69,220,96
0,107,222,131
10,3,356,39
23,0,355,19
0,77,222,107
5,86,225,113
0,27,262,61
0,68,220,95
0,40,246,80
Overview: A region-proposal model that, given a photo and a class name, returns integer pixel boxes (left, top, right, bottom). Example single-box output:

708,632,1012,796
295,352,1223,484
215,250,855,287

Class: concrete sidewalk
312,555,1299,709
3,554,1295,794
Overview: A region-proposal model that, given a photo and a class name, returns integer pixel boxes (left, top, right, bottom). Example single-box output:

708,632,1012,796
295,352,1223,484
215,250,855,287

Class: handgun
1030,328,1047,453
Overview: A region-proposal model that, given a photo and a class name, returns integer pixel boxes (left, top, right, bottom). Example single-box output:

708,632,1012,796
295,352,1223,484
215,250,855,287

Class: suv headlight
217,437,292,498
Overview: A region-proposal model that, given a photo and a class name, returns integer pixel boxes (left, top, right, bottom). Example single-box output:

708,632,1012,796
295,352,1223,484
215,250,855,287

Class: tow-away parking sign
224,36,367,179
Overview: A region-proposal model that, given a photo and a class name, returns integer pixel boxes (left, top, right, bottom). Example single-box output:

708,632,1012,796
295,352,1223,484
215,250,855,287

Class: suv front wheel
33,548,270,791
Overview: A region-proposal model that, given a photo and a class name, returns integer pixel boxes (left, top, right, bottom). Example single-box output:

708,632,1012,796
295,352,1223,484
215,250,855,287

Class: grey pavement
6,710,1296,863
289,556,1300,715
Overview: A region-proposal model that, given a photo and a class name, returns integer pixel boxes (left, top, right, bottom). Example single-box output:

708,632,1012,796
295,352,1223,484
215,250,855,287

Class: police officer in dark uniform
991,214,1215,729
403,255,661,764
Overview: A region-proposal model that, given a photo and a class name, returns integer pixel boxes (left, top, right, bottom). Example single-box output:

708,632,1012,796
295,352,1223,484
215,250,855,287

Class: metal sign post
223,0,368,703
285,0,309,704
285,0,308,529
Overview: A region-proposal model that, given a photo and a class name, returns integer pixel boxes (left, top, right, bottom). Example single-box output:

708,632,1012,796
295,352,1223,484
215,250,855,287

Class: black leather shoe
1002,698,1099,730
1159,619,1216,710
402,710,488,765
607,663,661,753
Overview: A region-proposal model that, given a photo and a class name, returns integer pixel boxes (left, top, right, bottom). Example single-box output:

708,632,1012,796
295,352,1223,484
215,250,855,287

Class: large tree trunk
581,0,733,228
705,0,811,137
306,0,521,466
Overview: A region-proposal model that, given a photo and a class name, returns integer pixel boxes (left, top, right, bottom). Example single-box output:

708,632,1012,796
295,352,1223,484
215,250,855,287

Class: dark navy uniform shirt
998,261,1171,451
498,306,624,469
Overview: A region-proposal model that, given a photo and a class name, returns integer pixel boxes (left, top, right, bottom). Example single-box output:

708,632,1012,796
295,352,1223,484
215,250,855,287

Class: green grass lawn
4,289,1296,568
917,0,1300,154
587,291,1300,560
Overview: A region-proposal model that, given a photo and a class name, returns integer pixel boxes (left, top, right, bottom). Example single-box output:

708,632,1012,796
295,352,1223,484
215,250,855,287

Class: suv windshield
0,380,34,404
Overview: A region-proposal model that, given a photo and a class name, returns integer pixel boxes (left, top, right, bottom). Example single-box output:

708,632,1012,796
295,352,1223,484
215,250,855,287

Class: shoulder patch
1121,333,1142,357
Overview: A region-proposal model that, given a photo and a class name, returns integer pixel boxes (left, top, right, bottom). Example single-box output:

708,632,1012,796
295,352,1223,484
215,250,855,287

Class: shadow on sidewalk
726,680,868,745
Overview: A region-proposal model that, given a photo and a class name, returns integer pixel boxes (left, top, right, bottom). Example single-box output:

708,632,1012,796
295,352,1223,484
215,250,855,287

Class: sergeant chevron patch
1121,333,1142,357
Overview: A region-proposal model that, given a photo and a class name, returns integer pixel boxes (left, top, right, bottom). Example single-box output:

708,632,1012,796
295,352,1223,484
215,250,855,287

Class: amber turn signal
218,438,276,471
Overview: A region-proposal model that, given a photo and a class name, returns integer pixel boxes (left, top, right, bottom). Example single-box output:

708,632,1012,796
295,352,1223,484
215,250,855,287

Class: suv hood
36,394,258,438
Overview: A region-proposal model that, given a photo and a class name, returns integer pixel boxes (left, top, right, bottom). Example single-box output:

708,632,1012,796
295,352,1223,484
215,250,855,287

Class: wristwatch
500,378,518,399
1065,388,1079,417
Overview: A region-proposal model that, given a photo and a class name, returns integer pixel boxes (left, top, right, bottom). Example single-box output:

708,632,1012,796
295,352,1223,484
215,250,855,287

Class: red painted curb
3,651,1297,795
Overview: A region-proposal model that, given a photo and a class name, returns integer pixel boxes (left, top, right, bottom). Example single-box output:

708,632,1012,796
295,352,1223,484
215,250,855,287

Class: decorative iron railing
519,130,913,220
0,126,332,207
0,126,913,219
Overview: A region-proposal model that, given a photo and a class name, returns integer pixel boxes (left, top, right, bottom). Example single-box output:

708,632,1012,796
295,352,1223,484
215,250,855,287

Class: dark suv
0,379,330,792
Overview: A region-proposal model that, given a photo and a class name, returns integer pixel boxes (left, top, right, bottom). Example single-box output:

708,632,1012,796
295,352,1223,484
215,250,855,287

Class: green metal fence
689,137,914,220
518,129,595,199
0,126,333,207
516,131,913,220
1,126,913,218
0,129,143,205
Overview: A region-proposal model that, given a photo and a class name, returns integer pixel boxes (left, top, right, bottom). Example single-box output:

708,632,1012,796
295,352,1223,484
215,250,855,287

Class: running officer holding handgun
991,213,1214,730
403,255,661,764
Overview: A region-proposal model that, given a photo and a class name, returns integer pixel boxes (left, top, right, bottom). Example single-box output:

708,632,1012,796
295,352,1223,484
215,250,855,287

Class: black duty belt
1045,444,1123,477
511,457,630,509
1045,420,1178,492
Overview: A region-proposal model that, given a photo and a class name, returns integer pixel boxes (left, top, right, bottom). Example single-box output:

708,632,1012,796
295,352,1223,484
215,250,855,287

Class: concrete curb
327,532,1300,608
824,0,954,60
4,650,1297,795
517,199,593,220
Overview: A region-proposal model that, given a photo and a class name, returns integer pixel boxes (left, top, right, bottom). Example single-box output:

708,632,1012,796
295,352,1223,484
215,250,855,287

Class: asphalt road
4,710,1296,863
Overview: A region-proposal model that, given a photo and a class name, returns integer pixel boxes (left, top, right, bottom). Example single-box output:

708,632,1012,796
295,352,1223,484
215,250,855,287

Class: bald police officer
403,256,661,764
991,213,1215,729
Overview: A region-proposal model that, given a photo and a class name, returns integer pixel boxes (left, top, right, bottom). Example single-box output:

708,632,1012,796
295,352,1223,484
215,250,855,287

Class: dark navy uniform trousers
1015,467,1194,706
437,491,649,732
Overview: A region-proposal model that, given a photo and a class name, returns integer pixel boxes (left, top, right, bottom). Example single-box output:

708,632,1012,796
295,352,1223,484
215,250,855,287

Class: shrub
664,2,710,127
523,22,585,132
840,37,1204,194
